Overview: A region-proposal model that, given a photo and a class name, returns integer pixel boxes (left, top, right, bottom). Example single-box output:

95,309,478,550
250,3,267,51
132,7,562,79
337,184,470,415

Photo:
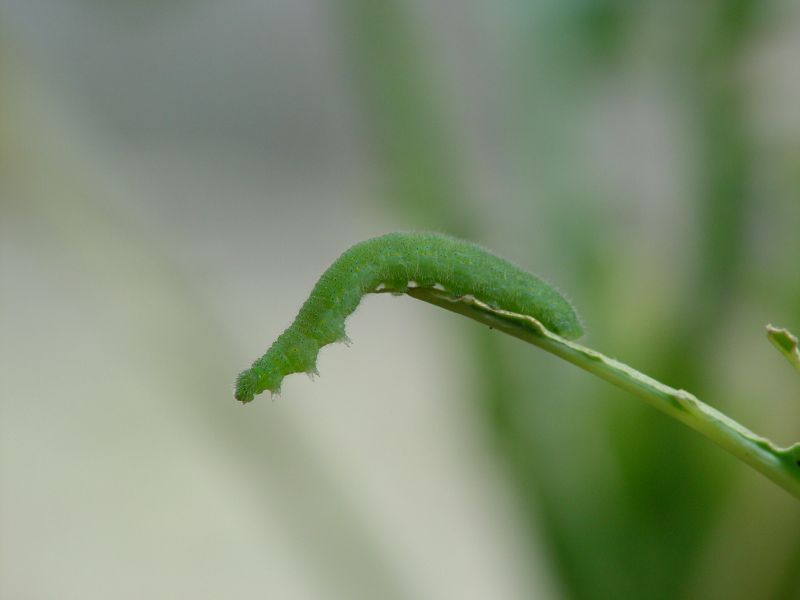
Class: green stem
391,287,800,500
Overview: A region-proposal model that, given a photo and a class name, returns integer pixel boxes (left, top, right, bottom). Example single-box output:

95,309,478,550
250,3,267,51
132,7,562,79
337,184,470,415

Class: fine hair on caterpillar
235,231,583,403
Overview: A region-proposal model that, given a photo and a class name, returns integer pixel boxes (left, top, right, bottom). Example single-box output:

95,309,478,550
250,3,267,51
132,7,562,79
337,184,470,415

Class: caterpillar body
235,232,582,403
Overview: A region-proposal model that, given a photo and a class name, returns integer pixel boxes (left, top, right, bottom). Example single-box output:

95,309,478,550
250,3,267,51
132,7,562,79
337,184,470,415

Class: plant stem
392,287,800,499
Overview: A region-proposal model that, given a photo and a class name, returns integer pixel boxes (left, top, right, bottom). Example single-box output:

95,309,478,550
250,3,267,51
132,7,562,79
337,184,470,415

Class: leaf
767,325,800,374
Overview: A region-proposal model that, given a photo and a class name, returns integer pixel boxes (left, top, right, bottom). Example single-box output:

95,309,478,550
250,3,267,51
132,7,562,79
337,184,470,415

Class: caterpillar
235,231,582,403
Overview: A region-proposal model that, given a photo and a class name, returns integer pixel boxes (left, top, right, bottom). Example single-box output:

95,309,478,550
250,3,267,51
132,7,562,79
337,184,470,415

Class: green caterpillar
235,231,582,403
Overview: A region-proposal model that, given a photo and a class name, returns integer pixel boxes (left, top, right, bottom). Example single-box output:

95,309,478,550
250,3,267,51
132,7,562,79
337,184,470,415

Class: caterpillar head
235,363,281,403
235,369,258,403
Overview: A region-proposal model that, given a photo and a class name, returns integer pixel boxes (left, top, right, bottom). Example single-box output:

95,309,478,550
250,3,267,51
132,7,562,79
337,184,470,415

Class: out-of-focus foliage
338,0,800,598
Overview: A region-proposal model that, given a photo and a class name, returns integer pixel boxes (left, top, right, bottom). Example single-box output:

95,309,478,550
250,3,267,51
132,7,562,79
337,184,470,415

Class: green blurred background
2,1,800,598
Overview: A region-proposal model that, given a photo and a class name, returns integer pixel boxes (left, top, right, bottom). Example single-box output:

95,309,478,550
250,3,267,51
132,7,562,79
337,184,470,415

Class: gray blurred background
2,1,800,598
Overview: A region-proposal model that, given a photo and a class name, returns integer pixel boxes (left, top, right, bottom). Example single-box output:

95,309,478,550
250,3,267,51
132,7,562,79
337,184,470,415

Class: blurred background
2,1,800,598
